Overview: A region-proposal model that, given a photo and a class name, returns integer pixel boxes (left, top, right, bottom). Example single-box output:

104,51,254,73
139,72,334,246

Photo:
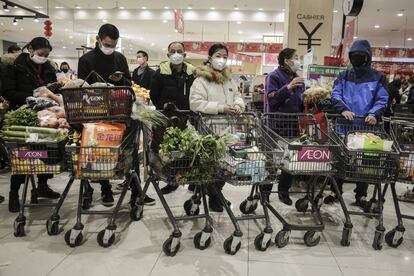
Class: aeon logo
17,151,48,159
298,148,331,161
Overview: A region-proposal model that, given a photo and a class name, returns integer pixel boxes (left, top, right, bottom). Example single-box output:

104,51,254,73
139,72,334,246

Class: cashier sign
298,148,331,162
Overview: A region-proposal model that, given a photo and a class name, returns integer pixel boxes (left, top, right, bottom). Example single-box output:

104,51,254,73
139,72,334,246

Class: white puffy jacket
190,65,245,114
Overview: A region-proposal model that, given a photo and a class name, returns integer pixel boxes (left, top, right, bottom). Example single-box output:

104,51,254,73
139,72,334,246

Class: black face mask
350,54,367,67
61,68,69,73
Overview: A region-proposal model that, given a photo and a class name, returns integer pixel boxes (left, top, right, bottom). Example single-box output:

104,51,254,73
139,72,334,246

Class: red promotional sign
174,10,184,34
297,148,331,162
182,41,283,54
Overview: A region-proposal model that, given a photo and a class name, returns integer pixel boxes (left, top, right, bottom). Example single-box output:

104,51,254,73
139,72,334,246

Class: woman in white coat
190,43,245,212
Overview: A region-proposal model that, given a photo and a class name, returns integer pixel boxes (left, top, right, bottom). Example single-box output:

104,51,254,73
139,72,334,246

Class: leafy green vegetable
4,108,38,127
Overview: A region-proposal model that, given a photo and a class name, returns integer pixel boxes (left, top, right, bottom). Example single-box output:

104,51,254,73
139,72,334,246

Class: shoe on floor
398,188,414,203
188,184,195,192
209,196,224,212
324,193,339,205
160,183,179,195
0,194,4,204
9,191,20,213
355,196,368,210
101,189,114,206
37,184,60,199
143,195,156,206
278,192,292,206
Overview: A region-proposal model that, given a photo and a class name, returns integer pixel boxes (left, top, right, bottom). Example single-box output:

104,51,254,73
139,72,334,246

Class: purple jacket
265,66,304,113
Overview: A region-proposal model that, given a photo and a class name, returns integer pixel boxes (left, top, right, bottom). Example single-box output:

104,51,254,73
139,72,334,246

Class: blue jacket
331,40,389,117
265,66,304,113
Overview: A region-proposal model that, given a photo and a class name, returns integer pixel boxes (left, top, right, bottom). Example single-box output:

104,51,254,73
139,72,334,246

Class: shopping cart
328,115,400,250
0,97,9,169
262,113,342,248
383,117,414,248
197,113,284,254
60,73,142,248
6,139,69,237
140,110,218,257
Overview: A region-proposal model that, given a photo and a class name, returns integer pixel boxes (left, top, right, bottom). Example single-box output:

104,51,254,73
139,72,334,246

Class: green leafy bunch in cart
161,126,238,185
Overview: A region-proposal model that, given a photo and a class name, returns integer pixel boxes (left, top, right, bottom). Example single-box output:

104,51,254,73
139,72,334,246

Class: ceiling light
187,5,193,10
164,6,169,9
374,25,380,28
151,42,155,46
210,7,215,10
237,21,242,24
97,6,103,9
258,8,263,11
238,30,243,34
353,36,358,39
408,38,413,41
385,45,389,48
142,6,147,9
397,13,404,16
12,18,18,25
333,10,338,13
240,39,244,42
162,48,166,51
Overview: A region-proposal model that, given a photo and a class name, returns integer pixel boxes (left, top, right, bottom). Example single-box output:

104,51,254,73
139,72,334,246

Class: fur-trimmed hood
194,65,232,85
0,53,20,65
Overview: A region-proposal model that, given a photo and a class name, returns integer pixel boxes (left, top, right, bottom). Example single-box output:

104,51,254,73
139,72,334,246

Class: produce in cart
132,81,150,104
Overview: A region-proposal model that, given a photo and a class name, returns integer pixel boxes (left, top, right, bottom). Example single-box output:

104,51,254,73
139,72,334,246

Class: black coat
150,61,195,110
2,53,57,110
132,66,155,90
78,47,131,86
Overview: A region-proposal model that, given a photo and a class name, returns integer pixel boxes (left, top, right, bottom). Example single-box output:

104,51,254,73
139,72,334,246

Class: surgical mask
137,57,145,65
100,46,115,55
169,53,184,65
61,68,69,73
30,54,48,64
350,54,367,67
211,57,227,71
288,59,302,72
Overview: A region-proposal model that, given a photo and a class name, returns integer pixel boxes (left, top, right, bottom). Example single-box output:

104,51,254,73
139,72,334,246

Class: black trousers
330,178,368,199
261,171,294,194
10,174,52,191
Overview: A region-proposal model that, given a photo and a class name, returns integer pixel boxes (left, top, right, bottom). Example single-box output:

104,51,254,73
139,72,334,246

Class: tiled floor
0,171,414,276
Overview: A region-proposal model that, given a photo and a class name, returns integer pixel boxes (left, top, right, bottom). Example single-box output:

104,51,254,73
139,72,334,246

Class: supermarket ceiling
0,0,413,59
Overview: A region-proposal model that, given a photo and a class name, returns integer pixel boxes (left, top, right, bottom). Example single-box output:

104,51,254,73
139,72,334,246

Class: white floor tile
249,261,343,276
341,267,414,276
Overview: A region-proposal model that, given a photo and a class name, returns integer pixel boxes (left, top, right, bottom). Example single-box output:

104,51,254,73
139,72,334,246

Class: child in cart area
189,43,245,212
326,39,389,208
1,37,61,212
265,47,305,205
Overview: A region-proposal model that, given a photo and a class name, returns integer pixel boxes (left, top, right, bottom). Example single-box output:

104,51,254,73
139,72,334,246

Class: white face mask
169,53,184,65
30,54,48,64
211,57,227,71
288,59,302,72
101,46,115,55
137,57,145,65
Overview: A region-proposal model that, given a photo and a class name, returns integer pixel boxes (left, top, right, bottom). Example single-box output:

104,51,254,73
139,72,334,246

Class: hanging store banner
286,0,334,64
182,41,283,54
174,10,184,34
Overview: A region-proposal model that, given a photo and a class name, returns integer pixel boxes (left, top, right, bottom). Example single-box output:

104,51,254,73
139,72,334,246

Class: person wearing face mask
2,37,61,212
78,24,131,86
132,50,155,90
326,40,389,208
149,41,195,194
264,48,305,206
190,43,245,212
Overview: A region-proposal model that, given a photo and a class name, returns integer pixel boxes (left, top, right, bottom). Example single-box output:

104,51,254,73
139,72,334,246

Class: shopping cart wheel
183,199,200,216
341,227,352,246
385,229,404,248
223,236,242,255
130,204,144,221
239,197,258,215
295,198,309,213
13,219,26,237
372,230,384,250
274,230,290,248
193,231,212,250
254,232,271,252
65,229,83,247
163,236,181,257
46,219,60,236
304,231,321,247
97,229,116,248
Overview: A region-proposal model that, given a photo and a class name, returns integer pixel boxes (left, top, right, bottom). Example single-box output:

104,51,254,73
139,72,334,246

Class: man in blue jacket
325,39,389,208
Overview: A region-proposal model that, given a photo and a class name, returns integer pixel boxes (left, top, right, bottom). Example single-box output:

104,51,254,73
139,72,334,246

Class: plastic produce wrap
62,79,90,89
91,82,114,87
347,132,393,151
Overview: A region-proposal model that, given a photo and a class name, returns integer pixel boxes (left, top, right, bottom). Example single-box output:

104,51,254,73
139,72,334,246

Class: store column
284,0,334,64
